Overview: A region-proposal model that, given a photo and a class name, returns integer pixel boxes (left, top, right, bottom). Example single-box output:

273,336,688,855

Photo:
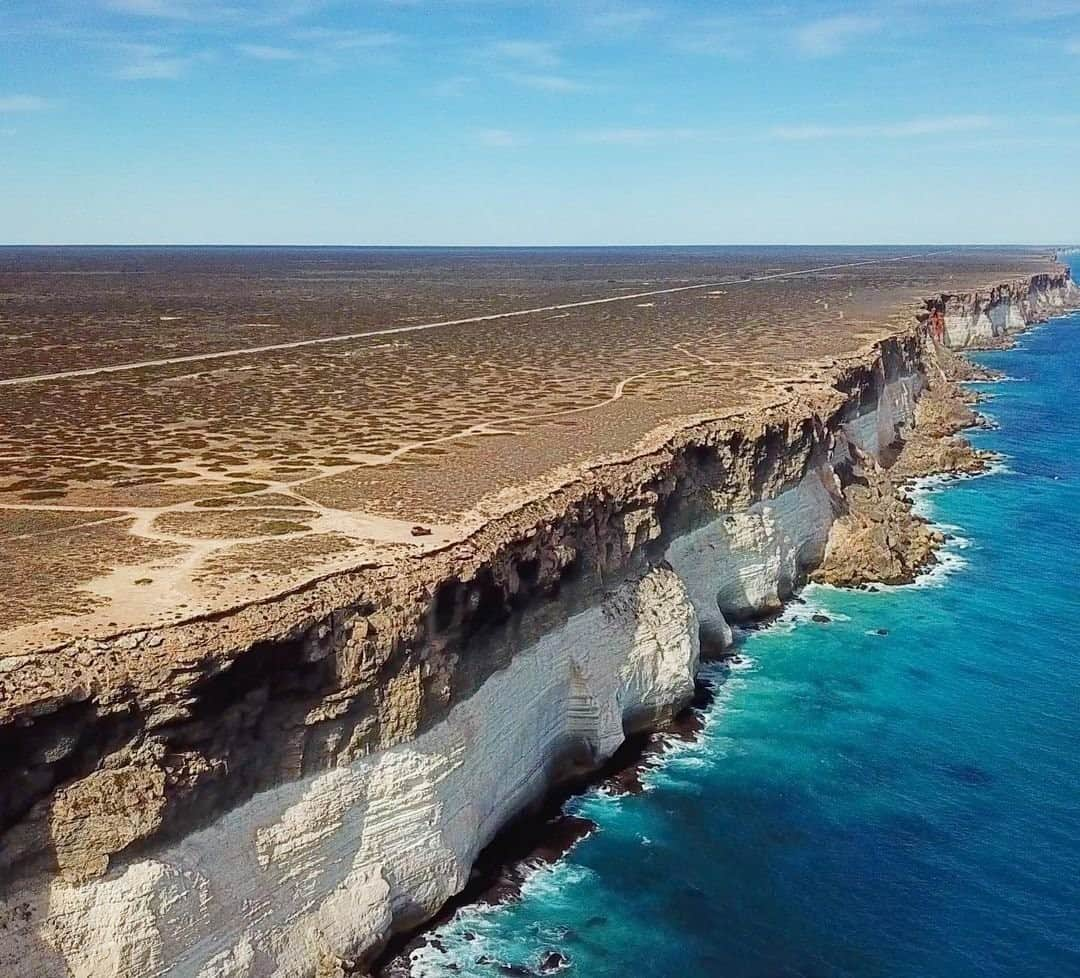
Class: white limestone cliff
2,355,929,978
939,270,1080,349
0,568,698,978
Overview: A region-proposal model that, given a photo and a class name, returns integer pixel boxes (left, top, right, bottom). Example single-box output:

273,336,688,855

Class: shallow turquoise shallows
412,259,1080,978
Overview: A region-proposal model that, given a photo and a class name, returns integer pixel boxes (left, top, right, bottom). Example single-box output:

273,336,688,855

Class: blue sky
2,0,1079,245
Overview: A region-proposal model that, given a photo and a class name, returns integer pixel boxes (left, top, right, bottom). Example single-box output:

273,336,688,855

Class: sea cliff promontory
1,251,1076,978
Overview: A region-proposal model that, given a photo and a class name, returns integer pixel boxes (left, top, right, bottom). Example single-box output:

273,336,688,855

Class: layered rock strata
1,266,1076,978
928,270,1080,349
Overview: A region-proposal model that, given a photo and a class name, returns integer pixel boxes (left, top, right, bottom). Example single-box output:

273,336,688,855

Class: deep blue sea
411,257,1080,978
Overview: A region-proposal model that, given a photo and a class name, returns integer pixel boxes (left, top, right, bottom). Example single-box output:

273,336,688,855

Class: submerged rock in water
539,951,570,973
499,963,535,977
944,762,994,787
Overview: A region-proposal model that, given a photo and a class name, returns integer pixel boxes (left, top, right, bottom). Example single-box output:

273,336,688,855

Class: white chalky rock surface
666,465,839,625
1,567,698,978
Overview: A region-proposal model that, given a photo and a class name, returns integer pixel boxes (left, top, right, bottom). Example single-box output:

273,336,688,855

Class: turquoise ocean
409,255,1080,978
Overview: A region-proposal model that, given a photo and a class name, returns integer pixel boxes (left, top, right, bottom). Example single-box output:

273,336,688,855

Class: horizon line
0,242,1070,250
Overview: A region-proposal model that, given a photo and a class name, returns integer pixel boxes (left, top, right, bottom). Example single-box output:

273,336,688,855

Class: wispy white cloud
793,15,883,56
103,0,220,20
290,28,402,51
0,94,52,112
1006,0,1080,21
112,43,202,79
105,0,188,17
488,39,561,68
235,30,402,68
770,115,996,140
505,72,587,93
102,0,336,26
577,127,708,145
585,4,661,33
477,128,528,148
237,43,303,61
673,32,743,57
481,39,593,94
482,115,1001,150
295,28,402,69
670,14,752,58
429,76,474,97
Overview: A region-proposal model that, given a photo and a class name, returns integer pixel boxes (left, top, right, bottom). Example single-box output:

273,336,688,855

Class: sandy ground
0,246,1058,654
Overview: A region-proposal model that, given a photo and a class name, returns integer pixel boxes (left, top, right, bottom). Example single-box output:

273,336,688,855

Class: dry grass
0,246,1056,645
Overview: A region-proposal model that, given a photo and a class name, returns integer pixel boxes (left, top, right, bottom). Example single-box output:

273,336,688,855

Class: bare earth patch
0,246,1060,654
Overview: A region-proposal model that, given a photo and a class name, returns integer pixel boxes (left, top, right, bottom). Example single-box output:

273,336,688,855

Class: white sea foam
402,399,1027,974
418,859,600,969
516,860,597,901
665,755,711,774
722,653,757,673
757,596,852,634
905,547,970,589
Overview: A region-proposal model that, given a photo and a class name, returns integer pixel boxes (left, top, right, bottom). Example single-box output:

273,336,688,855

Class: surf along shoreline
370,279,1080,978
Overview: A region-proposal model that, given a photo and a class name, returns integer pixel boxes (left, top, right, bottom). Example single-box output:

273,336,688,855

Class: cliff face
926,268,1080,349
1,268,1076,978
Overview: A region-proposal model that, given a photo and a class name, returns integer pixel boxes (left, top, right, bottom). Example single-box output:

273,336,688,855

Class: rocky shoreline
367,342,1021,978
1,266,1077,978
372,311,1065,978
371,676,716,978
811,347,995,589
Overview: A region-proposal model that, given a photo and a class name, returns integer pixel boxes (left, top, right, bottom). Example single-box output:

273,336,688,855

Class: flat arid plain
0,246,1058,656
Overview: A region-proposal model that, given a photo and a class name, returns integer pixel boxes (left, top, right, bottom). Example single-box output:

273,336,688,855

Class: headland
1,246,1076,977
